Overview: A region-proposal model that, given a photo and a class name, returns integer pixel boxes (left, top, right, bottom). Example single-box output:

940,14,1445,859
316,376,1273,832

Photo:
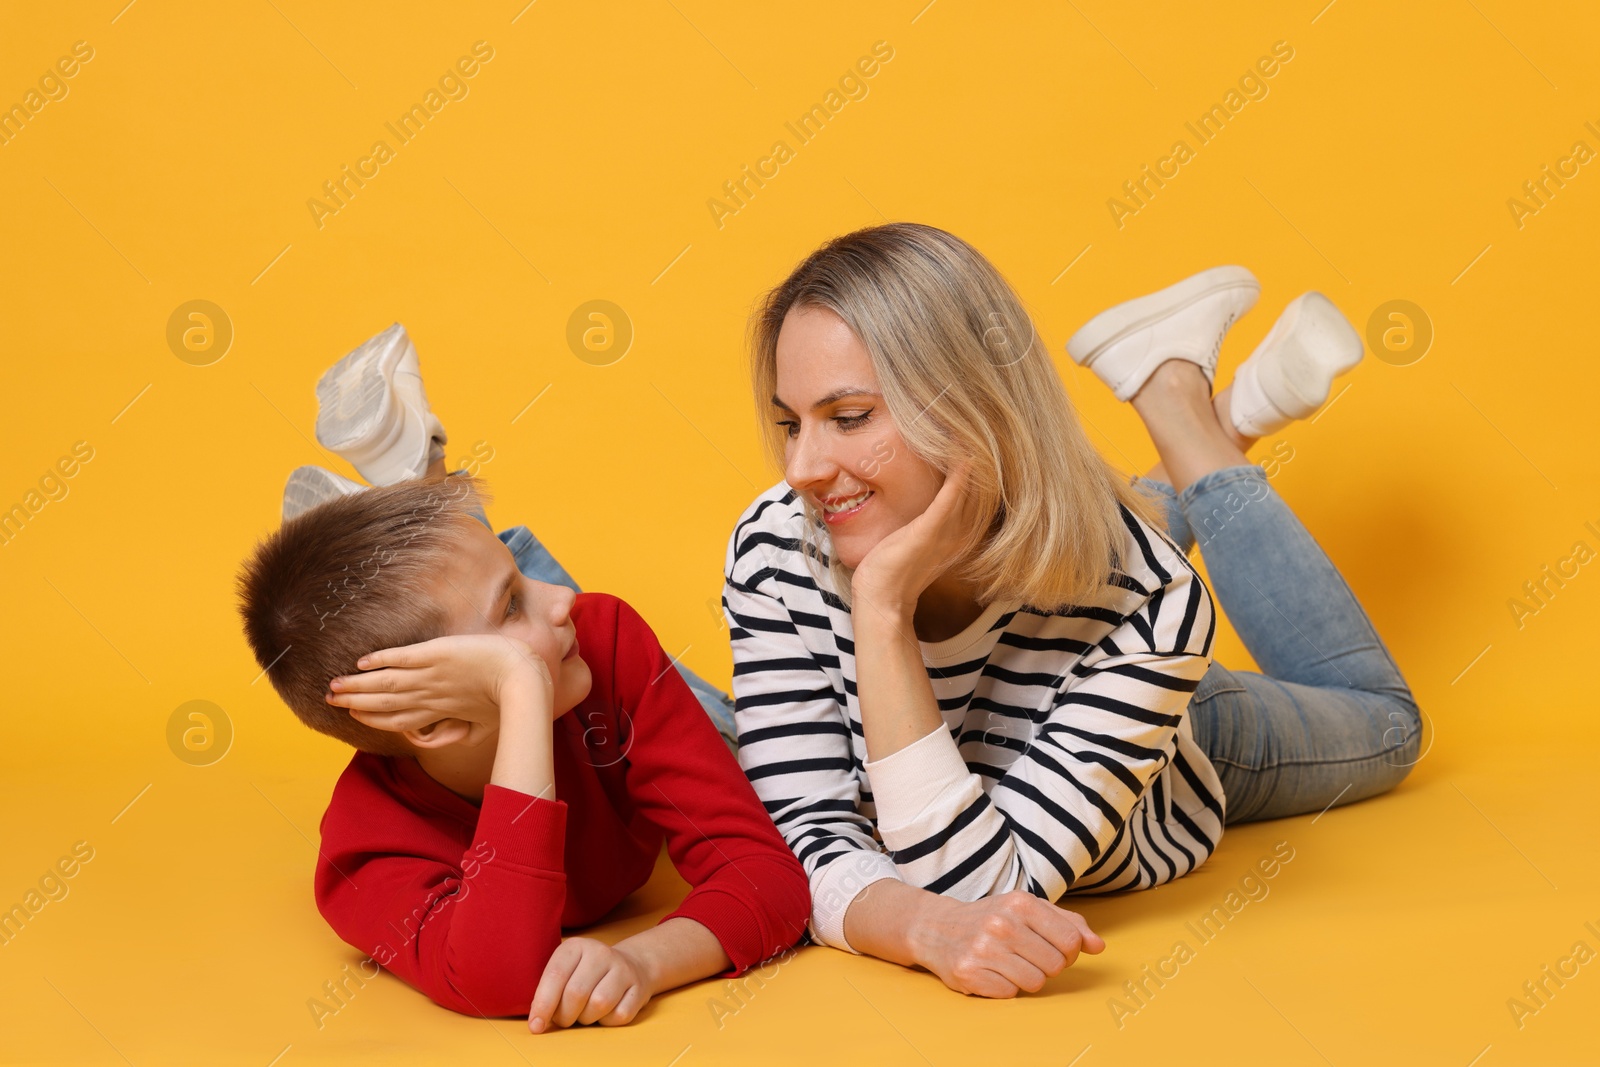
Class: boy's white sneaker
1066,266,1261,402
1228,292,1364,438
282,465,365,522
314,323,447,486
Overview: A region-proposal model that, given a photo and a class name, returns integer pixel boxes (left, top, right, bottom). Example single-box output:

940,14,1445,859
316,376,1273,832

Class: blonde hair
746,222,1169,610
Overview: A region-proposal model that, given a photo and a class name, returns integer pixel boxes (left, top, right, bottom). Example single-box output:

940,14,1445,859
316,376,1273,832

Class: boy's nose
552,584,577,623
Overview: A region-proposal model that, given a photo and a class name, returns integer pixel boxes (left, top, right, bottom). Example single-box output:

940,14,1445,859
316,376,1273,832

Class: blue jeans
495,525,739,747
1131,464,1424,823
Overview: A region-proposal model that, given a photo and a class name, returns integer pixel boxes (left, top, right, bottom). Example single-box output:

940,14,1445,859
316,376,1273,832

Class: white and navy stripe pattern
723,481,1228,952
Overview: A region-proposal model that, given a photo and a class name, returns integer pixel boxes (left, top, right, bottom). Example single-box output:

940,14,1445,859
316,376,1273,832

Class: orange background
2,1,1596,1063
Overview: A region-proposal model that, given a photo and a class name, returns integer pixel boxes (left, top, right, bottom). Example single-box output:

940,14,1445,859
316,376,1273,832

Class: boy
236,324,808,1029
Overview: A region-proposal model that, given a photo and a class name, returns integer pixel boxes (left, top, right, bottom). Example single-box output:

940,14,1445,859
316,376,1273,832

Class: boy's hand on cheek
528,937,654,1033
325,634,555,737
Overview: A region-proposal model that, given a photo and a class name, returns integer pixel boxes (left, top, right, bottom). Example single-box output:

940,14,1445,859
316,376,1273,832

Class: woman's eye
504,594,520,619
778,410,872,437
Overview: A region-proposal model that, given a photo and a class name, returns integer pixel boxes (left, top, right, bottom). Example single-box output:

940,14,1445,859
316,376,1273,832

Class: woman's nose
784,426,836,490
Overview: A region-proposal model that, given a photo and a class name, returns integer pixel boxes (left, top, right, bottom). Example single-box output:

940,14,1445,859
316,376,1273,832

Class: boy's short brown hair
236,475,489,757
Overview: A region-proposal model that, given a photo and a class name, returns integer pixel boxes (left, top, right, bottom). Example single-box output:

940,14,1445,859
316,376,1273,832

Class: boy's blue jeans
1131,464,1424,823
496,525,738,747
497,462,1423,824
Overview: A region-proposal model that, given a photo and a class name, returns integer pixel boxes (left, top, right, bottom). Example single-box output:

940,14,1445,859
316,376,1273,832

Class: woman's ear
403,718,477,749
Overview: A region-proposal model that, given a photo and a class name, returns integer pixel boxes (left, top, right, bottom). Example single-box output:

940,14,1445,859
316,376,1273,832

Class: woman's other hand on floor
909,890,1106,998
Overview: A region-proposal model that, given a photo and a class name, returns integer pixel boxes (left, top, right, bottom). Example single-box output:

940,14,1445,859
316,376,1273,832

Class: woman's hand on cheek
852,460,981,612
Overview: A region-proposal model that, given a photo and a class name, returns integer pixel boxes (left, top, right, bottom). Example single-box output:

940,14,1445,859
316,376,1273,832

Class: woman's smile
820,489,874,524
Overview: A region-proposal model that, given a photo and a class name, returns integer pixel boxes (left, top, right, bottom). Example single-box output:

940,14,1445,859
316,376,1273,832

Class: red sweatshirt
313,592,810,1018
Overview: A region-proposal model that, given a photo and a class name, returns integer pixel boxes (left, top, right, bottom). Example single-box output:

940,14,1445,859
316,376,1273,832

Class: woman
722,222,1422,998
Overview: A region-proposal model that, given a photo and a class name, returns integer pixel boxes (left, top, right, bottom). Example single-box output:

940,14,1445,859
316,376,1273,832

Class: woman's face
772,304,944,571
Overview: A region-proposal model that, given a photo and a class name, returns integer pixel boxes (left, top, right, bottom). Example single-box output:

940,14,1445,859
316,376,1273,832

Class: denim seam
1191,685,1248,702
1323,599,1415,700
1130,476,1178,499
1175,463,1266,512
1204,725,1421,772
1205,675,1416,708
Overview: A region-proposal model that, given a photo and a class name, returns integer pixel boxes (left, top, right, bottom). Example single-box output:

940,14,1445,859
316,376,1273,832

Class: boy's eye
504,593,520,620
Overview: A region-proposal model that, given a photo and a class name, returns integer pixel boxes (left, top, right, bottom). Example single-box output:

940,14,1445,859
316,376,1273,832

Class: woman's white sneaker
314,323,447,486
1065,265,1261,402
1228,292,1364,438
282,465,365,522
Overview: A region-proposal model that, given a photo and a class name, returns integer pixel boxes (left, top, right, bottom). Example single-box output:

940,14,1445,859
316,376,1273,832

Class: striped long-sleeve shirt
723,481,1228,953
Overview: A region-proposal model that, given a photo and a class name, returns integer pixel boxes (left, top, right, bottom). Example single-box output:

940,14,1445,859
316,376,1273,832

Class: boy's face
429,518,593,716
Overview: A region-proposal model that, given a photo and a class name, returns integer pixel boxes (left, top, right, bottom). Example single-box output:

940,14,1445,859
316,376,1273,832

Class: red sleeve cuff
474,785,567,872
661,887,781,978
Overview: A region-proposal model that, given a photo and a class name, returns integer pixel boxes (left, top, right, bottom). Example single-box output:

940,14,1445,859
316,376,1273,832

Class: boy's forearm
490,676,556,800
614,917,731,995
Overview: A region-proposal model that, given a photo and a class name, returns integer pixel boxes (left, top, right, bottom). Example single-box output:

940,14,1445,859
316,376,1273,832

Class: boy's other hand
325,633,555,737
528,937,653,1032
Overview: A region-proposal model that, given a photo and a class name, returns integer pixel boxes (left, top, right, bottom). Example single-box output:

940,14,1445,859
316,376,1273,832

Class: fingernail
529,1017,543,1033
329,679,343,691
357,657,370,668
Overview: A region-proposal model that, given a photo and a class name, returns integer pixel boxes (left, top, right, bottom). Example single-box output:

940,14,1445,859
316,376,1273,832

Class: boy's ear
403,718,476,749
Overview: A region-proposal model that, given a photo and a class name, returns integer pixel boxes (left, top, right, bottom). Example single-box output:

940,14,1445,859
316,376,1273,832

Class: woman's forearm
850,588,945,761
841,876,948,965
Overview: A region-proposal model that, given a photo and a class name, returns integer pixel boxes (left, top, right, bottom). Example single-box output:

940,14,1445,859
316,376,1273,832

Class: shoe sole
1256,293,1363,415
314,324,410,454
282,465,363,522
1066,265,1261,368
